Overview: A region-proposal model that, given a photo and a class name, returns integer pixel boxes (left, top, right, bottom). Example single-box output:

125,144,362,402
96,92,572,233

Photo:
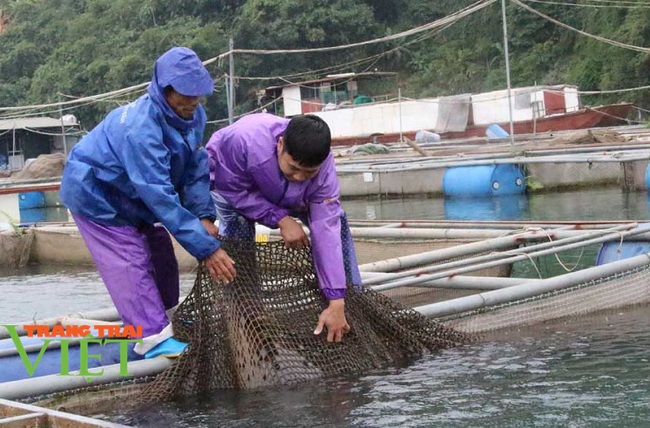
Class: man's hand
278,216,309,249
204,248,236,283
313,299,350,343
201,218,220,238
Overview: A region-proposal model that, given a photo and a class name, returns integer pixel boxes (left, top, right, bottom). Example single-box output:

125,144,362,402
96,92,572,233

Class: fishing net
139,236,472,402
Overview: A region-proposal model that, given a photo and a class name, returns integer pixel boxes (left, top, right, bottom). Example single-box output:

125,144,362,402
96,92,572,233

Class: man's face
165,89,201,119
277,138,321,182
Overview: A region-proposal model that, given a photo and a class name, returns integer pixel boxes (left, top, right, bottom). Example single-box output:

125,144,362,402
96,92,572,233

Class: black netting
139,236,473,402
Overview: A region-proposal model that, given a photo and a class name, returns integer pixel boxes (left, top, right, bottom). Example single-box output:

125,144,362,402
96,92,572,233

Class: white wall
0,193,20,223
472,89,535,125
282,86,303,117
564,87,580,112
313,99,440,138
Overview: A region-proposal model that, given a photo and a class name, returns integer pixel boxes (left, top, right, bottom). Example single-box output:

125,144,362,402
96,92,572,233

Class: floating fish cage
1,222,650,426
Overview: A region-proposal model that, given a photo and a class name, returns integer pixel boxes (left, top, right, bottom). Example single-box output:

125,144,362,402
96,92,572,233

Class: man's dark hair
282,115,331,167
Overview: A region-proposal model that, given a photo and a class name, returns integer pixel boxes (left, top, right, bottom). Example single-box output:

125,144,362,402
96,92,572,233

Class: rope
522,0,650,8
512,0,650,53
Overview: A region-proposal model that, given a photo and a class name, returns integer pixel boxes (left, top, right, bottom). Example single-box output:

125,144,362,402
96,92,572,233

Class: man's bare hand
204,248,236,283
313,299,350,343
201,218,220,238
278,216,309,249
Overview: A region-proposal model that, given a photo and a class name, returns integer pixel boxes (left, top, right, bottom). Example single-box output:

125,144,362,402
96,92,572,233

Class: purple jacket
206,113,346,299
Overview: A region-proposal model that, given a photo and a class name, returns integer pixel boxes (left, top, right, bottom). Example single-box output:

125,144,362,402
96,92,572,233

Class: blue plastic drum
442,164,526,197
18,192,46,210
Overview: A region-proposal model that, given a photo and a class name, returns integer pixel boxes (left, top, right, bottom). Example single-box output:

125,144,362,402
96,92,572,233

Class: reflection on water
109,305,650,427
443,194,529,221
342,188,650,222
19,206,69,224
27,188,650,224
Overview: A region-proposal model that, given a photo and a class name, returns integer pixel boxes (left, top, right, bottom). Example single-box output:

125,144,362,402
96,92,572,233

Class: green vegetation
0,0,648,130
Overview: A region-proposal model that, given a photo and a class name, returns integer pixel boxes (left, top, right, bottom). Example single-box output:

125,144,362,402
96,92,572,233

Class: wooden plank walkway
0,398,130,428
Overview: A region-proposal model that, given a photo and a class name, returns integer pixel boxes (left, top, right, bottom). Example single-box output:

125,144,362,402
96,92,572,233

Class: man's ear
277,137,284,154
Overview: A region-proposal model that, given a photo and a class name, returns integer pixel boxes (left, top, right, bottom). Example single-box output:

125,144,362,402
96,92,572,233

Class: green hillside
0,0,648,130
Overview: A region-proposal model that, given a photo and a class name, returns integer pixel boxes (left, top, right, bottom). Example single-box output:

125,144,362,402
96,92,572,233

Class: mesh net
138,238,472,402
442,264,650,334
24,247,650,416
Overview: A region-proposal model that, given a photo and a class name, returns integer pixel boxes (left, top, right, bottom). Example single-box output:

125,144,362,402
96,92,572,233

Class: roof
264,72,397,92
0,116,79,131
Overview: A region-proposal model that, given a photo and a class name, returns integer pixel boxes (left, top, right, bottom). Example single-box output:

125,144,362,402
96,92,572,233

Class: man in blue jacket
60,47,236,358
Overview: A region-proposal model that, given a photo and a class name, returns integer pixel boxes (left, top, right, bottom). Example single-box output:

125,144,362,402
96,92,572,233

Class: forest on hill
0,0,648,131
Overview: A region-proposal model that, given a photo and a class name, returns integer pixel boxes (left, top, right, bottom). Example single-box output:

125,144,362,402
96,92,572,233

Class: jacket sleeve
211,133,290,228
116,117,220,260
308,156,347,300
180,142,216,221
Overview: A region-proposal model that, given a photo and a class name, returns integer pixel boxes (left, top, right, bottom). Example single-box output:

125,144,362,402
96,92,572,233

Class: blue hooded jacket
60,47,219,260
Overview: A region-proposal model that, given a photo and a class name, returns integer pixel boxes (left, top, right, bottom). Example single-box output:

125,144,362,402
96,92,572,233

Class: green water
3,187,649,427
109,305,649,427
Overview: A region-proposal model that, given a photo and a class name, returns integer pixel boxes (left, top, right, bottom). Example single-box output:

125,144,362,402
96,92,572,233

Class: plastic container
596,241,650,265
442,164,526,197
485,124,509,139
18,191,46,210
415,130,441,143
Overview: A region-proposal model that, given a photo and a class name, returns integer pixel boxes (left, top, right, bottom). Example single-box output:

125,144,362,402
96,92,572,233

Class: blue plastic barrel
645,164,650,190
443,164,526,197
18,191,46,210
444,194,528,221
20,208,48,223
596,241,650,265
486,124,509,139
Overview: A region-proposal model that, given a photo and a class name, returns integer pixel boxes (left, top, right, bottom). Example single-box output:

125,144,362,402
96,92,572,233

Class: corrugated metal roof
0,117,78,131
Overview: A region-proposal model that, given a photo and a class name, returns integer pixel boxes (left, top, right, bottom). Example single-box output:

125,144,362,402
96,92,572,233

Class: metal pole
228,37,235,125
59,94,68,156
501,0,515,146
398,86,403,143
11,125,16,171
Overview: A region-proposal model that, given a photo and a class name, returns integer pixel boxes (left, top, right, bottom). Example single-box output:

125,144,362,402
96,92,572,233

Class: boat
333,102,634,146
262,75,634,146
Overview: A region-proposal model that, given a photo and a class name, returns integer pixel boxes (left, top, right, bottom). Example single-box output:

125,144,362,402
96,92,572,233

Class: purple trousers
73,213,179,341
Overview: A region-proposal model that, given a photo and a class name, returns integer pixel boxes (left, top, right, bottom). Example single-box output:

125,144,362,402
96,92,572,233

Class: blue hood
147,47,214,131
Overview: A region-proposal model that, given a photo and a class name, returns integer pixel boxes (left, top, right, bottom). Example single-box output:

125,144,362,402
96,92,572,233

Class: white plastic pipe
415,252,650,318
0,308,121,340
358,226,592,273
0,357,173,400
364,223,638,286
372,223,650,292
366,273,534,290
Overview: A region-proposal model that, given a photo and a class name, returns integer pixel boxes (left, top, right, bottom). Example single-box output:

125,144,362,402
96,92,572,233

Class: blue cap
155,47,214,97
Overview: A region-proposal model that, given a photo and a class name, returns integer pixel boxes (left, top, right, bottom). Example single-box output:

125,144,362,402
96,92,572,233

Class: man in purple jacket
206,113,361,343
